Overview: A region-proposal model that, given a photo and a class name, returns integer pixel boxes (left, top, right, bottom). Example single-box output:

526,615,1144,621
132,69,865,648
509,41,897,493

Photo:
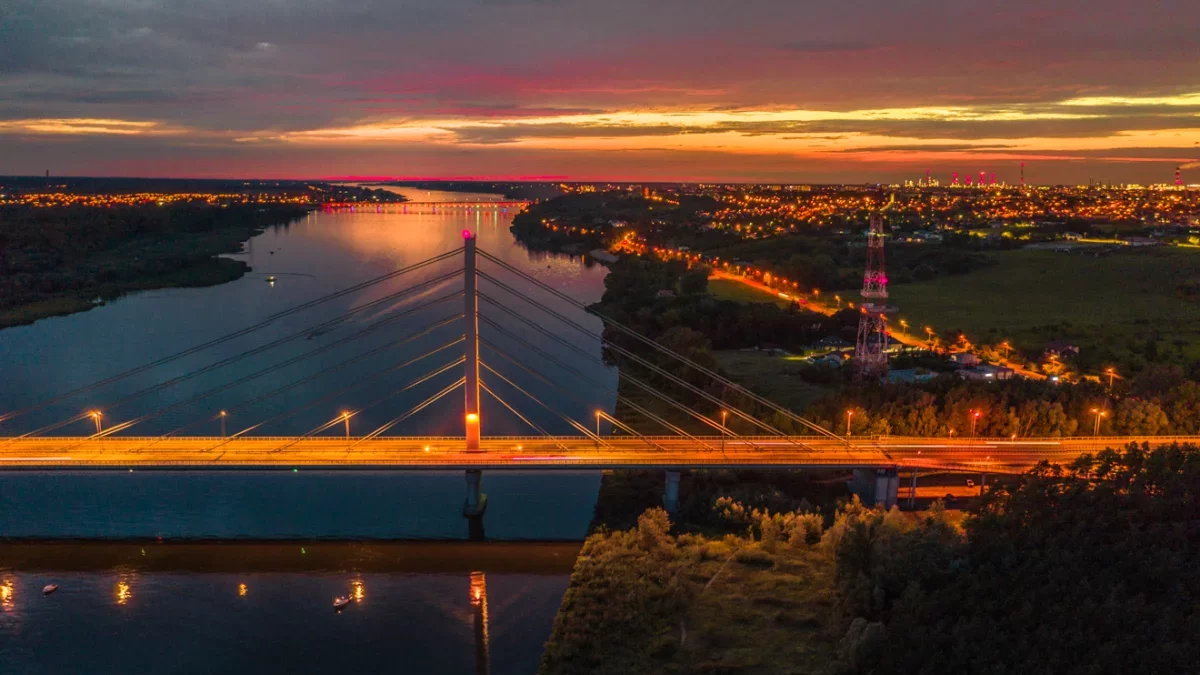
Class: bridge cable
478,249,841,440
119,314,465,452
349,377,467,447
478,320,715,452
479,382,565,450
9,271,463,441
85,295,463,441
0,247,463,425
476,307,747,446
479,337,714,453
270,358,466,452
478,361,610,447
476,272,793,442
202,342,464,453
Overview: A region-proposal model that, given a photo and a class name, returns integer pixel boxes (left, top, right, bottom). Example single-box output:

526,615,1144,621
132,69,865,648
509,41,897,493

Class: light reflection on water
0,188,606,673
0,542,578,675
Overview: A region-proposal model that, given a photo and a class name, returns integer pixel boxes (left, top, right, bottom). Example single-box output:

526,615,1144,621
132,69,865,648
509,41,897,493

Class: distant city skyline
2,0,1199,183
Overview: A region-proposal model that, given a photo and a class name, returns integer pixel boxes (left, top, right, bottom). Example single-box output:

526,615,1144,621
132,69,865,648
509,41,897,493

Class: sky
2,0,1199,184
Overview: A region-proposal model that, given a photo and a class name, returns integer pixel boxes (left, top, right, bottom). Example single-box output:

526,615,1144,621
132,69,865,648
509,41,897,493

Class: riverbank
540,508,839,675
0,203,309,328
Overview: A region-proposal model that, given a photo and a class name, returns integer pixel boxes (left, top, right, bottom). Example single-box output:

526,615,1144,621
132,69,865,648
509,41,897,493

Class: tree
1113,397,1169,435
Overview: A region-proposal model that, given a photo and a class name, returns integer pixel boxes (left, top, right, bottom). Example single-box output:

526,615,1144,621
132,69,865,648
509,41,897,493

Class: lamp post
1105,367,1116,389
721,410,728,452
219,410,227,437
899,319,908,337
1001,341,1011,361
924,326,934,347
595,410,602,442
341,411,351,439
971,410,980,440
1091,408,1106,437
846,410,854,437
89,410,102,434
834,295,842,309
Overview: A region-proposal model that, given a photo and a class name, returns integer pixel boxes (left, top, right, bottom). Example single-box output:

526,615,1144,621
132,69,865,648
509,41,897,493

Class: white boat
333,596,351,611
42,584,58,595
266,276,277,283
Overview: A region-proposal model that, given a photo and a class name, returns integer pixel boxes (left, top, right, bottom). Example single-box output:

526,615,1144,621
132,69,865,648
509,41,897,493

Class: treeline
543,443,1200,674
803,366,1200,437
706,234,992,294
597,256,839,352
0,203,307,310
830,443,1200,674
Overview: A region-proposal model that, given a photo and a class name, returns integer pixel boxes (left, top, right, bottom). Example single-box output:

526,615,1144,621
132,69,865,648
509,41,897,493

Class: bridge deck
1,436,1190,472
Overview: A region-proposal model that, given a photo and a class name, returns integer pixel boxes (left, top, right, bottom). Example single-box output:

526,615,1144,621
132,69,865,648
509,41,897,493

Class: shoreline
0,206,309,329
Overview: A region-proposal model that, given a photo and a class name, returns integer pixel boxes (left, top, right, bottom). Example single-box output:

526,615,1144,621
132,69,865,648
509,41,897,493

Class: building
950,352,980,367
958,364,1016,381
1044,340,1080,358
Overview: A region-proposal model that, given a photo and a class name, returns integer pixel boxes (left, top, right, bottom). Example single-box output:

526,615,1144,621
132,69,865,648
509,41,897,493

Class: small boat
43,584,58,595
333,596,351,611
266,276,277,283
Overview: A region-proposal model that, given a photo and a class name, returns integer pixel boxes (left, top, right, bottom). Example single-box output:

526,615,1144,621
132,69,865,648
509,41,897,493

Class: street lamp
1001,341,1011,360
720,410,728,452
340,411,352,439
595,410,602,438
219,410,227,437
1091,408,1106,436
846,410,854,437
899,319,908,336
1105,367,1116,389
924,326,934,346
89,410,102,434
834,294,842,309
971,410,980,439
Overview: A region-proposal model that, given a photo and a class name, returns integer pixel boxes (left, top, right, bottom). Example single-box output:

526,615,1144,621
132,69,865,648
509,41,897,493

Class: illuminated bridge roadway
4,435,1195,506
5,435,1196,471
5,240,1195,513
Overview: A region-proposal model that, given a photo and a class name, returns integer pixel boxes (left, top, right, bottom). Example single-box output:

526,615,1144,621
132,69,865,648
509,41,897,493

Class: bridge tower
464,230,482,451
854,203,892,378
463,231,487,520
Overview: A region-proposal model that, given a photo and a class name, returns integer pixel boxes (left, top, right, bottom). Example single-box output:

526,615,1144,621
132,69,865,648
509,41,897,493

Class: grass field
872,246,1200,368
707,277,791,307
714,350,834,413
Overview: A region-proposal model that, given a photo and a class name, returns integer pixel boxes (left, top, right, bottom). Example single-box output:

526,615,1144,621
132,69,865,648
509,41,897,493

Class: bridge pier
663,470,681,514
464,469,487,518
849,467,899,509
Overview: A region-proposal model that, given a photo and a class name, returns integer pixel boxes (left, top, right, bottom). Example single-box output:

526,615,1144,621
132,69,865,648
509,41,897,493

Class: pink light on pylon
462,229,474,239
990,173,997,185
952,172,959,185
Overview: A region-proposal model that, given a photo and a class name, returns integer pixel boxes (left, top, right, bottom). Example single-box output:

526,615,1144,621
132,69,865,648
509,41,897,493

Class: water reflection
0,542,576,675
1,578,13,612
470,571,490,675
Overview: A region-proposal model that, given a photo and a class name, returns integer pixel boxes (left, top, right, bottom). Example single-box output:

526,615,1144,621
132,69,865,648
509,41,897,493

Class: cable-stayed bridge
2,232,1196,511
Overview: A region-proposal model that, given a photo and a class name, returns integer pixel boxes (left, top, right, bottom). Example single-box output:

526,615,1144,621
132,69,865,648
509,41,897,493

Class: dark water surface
0,188,612,673
0,542,579,675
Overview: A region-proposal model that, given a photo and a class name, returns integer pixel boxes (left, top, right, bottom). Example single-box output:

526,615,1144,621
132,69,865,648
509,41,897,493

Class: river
0,187,614,674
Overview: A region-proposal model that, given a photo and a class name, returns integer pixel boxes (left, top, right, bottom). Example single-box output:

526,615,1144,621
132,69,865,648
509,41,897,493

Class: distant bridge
3,235,1188,515
320,201,530,210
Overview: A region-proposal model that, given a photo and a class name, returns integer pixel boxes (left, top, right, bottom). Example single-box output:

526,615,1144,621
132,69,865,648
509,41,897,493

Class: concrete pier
663,469,681,513
849,467,899,508
464,469,487,517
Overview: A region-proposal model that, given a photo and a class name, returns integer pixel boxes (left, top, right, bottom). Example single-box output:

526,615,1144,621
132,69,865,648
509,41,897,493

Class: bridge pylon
464,230,482,452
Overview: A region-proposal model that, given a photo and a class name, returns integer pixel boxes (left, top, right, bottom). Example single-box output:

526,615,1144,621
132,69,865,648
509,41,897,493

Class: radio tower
855,196,892,378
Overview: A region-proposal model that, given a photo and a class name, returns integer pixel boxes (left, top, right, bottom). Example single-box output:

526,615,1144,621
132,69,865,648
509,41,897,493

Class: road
0,435,1192,473
708,270,1044,379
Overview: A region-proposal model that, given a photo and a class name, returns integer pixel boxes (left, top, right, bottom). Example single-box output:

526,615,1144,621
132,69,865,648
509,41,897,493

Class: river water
0,188,615,673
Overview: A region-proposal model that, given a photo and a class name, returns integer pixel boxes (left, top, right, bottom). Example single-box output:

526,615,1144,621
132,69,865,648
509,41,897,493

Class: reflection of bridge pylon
469,571,490,675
